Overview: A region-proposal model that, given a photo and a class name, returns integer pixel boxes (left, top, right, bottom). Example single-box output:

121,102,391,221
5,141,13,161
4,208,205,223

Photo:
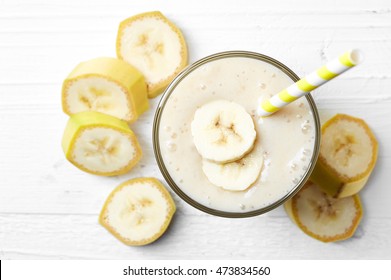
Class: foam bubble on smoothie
301,120,311,134
167,141,177,152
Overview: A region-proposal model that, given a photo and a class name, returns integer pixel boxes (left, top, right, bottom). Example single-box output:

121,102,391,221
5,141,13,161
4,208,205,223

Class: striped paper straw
258,49,363,117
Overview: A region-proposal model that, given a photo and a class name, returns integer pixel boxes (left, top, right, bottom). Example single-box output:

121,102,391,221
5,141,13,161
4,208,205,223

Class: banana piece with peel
99,177,176,246
62,57,149,123
116,11,188,98
310,114,378,198
62,111,142,176
284,181,363,242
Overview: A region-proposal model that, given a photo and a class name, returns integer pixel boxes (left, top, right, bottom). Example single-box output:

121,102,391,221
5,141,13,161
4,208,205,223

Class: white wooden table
1,0,391,259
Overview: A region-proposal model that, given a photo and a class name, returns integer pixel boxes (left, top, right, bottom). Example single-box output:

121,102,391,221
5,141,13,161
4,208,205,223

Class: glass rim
153,50,321,218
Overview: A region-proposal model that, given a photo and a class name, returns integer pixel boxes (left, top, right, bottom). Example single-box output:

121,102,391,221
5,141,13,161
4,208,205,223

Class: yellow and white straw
258,49,363,117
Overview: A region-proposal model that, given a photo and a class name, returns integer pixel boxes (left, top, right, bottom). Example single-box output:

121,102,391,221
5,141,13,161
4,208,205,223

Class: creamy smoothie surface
158,56,316,213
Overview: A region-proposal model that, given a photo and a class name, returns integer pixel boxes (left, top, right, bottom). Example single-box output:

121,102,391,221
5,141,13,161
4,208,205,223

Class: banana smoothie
154,52,319,216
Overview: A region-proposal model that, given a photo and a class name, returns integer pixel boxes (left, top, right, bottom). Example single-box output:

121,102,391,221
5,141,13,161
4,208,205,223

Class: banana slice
284,181,363,242
62,57,149,123
62,111,142,176
191,100,257,163
202,144,263,191
310,114,378,198
99,177,176,246
116,11,188,98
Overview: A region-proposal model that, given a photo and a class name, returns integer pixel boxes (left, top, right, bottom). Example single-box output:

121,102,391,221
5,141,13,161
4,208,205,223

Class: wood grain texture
1,0,390,259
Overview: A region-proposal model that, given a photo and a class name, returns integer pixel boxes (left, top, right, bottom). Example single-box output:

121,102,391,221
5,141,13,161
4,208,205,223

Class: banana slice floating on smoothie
62,111,142,176
99,177,176,246
284,181,363,242
310,114,378,198
116,11,188,98
191,100,257,163
62,57,149,123
202,144,264,191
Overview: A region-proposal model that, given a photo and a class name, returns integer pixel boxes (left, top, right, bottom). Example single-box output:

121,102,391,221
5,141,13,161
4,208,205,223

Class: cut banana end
284,181,363,242
310,114,378,198
116,11,188,98
62,111,142,176
202,144,264,191
62,57,149,123
191,100,256,163
99,177,176,246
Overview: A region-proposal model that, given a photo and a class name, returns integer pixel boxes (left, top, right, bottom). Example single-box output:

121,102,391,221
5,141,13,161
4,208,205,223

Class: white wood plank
1,78,391,105
1,213,390,259
2,0,391,15
1,32,390,82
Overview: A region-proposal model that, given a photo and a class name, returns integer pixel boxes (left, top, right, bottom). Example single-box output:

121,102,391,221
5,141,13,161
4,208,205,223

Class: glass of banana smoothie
153,51,320,217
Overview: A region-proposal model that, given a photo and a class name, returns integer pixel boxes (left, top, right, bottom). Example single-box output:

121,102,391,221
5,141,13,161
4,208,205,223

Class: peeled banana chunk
191,100,256,163
202,144,264,191
99,177,176,246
